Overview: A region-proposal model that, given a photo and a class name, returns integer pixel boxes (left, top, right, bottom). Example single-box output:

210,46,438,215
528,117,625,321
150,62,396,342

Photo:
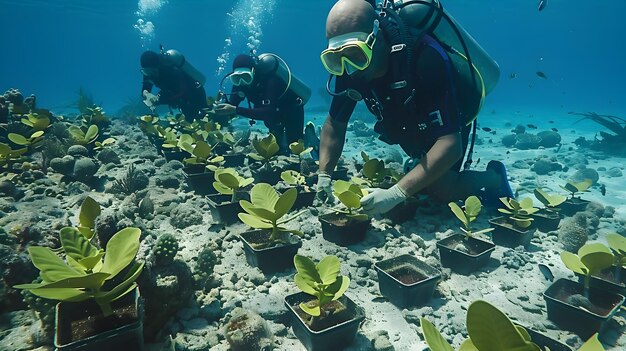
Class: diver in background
215,53,311,152
316,0,513,215
140,48,208,121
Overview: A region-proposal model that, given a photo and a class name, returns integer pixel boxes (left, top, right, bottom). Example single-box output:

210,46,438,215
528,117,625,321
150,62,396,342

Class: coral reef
558,212,590,253
153,233,180,267
224,308,274,351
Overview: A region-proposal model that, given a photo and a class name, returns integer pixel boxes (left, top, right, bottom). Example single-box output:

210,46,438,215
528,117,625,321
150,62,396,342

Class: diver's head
140,50,161,77
322,0,388,81
230,54,256,87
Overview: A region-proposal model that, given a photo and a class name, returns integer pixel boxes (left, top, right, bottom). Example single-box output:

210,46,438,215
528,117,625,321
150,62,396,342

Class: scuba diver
215,53,312,152
316,0,514,215
140,47,208,121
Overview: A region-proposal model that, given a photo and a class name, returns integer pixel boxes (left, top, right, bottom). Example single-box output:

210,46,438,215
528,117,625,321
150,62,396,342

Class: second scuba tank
163,49,207,86
394,0,500,95
256,53,312,105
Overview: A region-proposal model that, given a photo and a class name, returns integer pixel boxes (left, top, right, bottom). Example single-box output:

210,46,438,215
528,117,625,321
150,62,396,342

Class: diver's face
347,34,387,82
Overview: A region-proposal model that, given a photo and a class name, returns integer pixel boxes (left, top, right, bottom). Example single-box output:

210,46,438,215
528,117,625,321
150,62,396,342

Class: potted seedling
249,133,281,184
559,178,593,216
208,130,246,167
281,170,316,209
544,243,625,339
374,254,441,308
284,255,365,351
437,196,496,275
489,197,539,248
319,180,370,246
14,227,145,350
207,168,253,225
589,233,626,294
160,132,192,162
420,300,605,351
180,140,224,195
533,188,566,232
8,130,45,148
68,124,99,147
237,183,306,273
0,142,28,172
288,139,313,171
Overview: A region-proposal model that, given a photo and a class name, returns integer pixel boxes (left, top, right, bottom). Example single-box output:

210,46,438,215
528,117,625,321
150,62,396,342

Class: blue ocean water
1,0,624,118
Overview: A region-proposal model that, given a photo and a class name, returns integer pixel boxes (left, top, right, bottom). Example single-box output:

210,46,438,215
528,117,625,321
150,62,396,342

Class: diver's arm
397,132,463,195
319,114,348,175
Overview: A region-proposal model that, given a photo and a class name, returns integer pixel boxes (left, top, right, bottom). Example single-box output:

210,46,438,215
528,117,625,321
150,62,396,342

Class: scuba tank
160,47,207,86
255,53,312,105
393,0,500,95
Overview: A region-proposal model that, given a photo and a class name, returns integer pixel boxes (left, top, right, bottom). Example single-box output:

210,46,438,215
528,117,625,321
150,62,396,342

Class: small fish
549,120,554,123
536,71,548,79
538,263,554,282
538,0,548,11
509,73,518,79
600,184,606,196
481,127,492,132
527,124,538,129
551,128,558,132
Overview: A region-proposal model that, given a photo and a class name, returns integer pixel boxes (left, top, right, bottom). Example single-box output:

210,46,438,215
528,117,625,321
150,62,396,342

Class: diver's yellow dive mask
320,19,379,76
230,68,254,86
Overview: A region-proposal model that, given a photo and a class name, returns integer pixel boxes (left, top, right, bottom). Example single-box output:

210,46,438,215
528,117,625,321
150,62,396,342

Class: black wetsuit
142,65,207,121
330,35,477,172
228,74,304,150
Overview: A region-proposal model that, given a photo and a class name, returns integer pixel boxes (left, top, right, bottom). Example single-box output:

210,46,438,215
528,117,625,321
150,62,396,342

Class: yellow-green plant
560,179,592,200
81,106,110,128
606,234,626,281
534,188,566,213
180,140,224,170
420,300,606,351
238,183,305,243
69,124,99,145
449,196,494,239
332,180,368,221
293,255,350,319
355,151,401,187
162,133,193,151
289,139,312,160
249,133,279,164
76,196,101,240
0,142,28,169
8,131,44,147
94,137,116,151
561,243,614,298
498,197,539,228
213,168,254,203
281,170,307,191
14,227,144,317
21,113,51,131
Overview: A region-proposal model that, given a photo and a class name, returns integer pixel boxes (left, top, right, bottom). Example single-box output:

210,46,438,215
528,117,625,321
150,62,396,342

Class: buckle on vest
261,99,271,105
391,44,406,53
390,81,407,89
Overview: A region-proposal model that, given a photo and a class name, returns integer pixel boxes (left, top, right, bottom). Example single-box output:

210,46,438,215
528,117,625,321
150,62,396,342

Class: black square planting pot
55,288,143,351
284,292,365,351
293,190,316,210
222,153,246,167
207,193,249,225
374,254,441,308
488,216,536,248
240,230,302,274
576,265,626,296
319,213,370,246
560,198,590,217
331,167,349,181
386,198,419,224
184,172,217,196
161,149,187,162
253,168,281,185
525,328,573,351
543,278,625,340
532,210,563,232
436,234,496,275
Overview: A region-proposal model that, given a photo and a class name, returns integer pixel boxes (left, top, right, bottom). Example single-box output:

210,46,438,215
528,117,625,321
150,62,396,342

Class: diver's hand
360,184,408,216
215,103,236,116
142,90,159,109
315,172,334,203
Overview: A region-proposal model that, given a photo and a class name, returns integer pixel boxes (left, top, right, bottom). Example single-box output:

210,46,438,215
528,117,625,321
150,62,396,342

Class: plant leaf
250,183,280,210
420,318,455,351
8,133,29,146
578,333,606,351
464,196,482,217
237,213,273,229
79,196,101,230
28,247,84,282
317,255,341,285
85,125,99,142
294,255,322,284
294,273,317,296
59,227,99,261
101,227,141,279
560,251,588,275
274,188,297,218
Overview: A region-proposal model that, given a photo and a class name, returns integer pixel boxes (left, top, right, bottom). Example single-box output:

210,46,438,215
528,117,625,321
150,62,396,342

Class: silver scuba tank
256,53,312,105
163,49,207,86
394,0,500,95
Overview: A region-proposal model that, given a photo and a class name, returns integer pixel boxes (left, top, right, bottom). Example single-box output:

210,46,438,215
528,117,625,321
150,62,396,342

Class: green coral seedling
332,180,368,221
14,227,144,317
69,124,99,145
238,183,306,243
534,188,566,212
561,243,614,298
213,168,254,203
293,255,350,318
420,300,606,351
560,179,592,200
449,196,494,239
21,113,51,131
498,197,539,228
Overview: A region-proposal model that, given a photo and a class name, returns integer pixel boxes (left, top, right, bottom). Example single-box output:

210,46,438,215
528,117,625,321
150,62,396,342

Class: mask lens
341,45,369,68
230,70,253,86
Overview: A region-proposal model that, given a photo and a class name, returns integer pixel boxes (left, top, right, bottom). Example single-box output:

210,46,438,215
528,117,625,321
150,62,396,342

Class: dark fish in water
481,127,492,132
304,122,320,161
549,120,554,123
538,0,548,11
527,124,538,129
551,128,558,132
536,71,548,79
538,263,554,282
600,184,606,196
509,73,518,79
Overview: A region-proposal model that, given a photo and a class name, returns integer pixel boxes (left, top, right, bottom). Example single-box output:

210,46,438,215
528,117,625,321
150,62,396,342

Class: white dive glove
142,90,159,110
315,172,333,202
360,184,409,216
